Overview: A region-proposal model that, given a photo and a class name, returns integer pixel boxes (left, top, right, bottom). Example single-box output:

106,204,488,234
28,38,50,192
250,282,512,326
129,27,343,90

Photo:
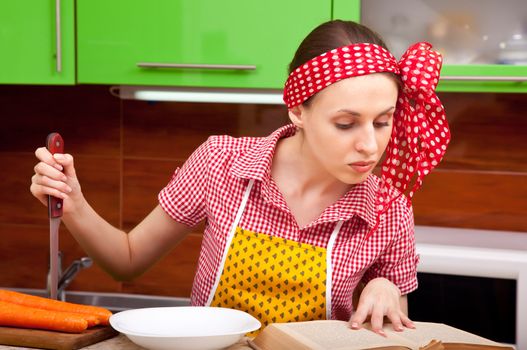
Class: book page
385,322,510,348
275,320,412,350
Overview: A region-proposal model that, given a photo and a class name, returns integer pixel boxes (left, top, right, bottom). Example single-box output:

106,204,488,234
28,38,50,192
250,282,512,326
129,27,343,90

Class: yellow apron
207,179,343,331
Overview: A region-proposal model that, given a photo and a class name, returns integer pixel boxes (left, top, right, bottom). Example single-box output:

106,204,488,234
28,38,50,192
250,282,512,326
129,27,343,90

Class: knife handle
46,133,64,218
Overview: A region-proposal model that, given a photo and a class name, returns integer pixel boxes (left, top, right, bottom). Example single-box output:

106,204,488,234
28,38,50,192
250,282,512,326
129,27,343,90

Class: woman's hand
30,147,83,214
349,277,414,336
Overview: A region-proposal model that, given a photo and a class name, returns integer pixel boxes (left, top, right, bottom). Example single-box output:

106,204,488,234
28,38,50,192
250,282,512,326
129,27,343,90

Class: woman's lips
349,161,375,173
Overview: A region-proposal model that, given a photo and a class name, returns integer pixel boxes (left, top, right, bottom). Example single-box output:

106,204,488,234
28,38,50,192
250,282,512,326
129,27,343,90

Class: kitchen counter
0,334,253,350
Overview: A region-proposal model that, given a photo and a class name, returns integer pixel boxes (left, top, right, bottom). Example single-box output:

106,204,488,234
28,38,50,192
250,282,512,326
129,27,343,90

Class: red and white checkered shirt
159,124,418,321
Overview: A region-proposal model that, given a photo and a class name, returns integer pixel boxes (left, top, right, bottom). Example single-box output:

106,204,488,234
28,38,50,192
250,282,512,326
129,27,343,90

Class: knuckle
35,162,47,174
30,181,40,193
392,319,404,330
355,307,367,317
40,175,49,185
31,184,43,196
402,315,412,324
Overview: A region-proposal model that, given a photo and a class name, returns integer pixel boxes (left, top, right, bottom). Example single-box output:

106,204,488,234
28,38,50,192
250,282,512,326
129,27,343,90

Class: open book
249,320,514,350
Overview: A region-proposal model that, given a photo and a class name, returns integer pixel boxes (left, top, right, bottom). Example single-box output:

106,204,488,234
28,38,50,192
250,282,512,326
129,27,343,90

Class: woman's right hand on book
349,277,414,336
30,147,83,214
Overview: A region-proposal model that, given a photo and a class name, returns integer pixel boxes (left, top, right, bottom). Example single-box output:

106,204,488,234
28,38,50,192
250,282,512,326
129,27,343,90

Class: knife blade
46,132,64,300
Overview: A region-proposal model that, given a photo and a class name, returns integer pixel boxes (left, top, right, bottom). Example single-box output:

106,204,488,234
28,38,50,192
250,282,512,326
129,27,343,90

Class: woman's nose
355,126,378,155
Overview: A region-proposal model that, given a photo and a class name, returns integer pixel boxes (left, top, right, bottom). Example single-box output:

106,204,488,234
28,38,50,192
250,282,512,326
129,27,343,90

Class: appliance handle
55,0,62,73
441,75,527,82
137,62,256,70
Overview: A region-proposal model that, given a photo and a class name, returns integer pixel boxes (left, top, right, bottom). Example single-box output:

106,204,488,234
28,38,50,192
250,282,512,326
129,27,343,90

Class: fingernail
54,164,64,171
378,330,386,337
408,322,415,329
397,325,404,331
54,154,65,160
350,322,358,329
66,186,72,193
61,193,68,199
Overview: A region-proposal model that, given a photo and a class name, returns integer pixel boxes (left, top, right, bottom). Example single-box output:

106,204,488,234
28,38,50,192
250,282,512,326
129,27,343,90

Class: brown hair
288,20,400,106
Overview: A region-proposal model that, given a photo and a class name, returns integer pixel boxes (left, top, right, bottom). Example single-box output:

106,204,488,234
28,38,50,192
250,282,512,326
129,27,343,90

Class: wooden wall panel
413,170,527,231
438,93,527,172
0,85,120,155
121,233,202,297
0,225,49,289
121,159,183,229
0,154,49,226
122,100,288,159
123,101,242,159
74,155,122,228
413,92,527,232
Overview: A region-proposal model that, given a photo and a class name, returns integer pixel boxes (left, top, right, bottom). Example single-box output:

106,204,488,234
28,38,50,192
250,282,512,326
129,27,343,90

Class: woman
30,20,450,336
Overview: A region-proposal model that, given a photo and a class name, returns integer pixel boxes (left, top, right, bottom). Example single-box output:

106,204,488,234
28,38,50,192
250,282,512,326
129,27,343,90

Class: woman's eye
374,121,390,128
335,123,354,130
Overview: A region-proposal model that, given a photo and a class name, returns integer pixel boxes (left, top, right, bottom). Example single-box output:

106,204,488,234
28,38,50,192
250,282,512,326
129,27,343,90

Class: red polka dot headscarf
283,42,451,231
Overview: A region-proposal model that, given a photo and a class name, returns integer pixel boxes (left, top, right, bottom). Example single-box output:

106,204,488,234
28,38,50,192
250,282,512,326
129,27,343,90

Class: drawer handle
441,76,527,82
55,0,61,73
137,62,256,70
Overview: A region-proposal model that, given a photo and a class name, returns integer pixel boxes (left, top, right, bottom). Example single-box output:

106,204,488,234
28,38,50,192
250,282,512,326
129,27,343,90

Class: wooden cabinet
333,0,527,93
0,0,75,84
77,0,331,89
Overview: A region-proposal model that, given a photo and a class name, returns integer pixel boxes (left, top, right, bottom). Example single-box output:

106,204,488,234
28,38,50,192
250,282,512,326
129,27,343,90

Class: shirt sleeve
362,204,419,295
158,139,211,227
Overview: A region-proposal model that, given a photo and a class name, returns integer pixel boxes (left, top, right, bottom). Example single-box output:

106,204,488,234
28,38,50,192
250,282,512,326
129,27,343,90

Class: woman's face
290,73,398,185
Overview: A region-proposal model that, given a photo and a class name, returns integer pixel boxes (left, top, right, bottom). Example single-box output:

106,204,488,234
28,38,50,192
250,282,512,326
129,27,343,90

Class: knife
46,132,64,300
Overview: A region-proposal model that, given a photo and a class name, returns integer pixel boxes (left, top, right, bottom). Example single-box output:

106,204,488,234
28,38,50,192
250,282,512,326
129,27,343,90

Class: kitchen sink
4,287,190,313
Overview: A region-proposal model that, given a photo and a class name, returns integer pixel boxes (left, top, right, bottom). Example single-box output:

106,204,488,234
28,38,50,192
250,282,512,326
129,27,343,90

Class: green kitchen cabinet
333,0,527,93
0,0,75,84
77,0,331,89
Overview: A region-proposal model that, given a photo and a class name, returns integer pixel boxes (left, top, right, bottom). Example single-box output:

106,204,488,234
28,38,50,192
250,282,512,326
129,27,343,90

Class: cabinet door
0,0,75,84
334,0,527,93
77,0,331,89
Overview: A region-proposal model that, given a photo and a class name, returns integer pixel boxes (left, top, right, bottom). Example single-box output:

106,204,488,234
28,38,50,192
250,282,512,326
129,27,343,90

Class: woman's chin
338,171,371,185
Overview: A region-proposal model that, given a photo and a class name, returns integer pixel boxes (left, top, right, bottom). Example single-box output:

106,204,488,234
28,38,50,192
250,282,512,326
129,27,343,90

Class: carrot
77,313,100,328
0,289,112,326
0,300,88,333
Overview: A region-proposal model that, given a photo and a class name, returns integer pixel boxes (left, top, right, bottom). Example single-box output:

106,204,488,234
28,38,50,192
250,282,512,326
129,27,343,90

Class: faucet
48,251,93,301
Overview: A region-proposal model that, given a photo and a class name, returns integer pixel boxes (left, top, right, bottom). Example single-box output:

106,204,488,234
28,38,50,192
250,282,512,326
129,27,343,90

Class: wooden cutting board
0,326,118,350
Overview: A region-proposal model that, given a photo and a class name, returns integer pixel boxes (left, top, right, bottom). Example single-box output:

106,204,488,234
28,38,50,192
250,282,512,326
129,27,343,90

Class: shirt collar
230,124,297,181
230,124,378,229
326,176,379,229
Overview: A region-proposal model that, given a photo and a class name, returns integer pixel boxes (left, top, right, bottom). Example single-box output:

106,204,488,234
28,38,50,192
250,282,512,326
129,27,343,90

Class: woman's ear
288,105,305,128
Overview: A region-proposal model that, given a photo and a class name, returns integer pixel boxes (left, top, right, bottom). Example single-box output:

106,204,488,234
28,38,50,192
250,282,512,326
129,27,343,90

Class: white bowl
109,306,261,350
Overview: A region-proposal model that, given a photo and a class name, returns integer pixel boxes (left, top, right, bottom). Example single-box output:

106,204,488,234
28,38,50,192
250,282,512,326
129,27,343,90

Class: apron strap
325,220,343,319
206,179,255,306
